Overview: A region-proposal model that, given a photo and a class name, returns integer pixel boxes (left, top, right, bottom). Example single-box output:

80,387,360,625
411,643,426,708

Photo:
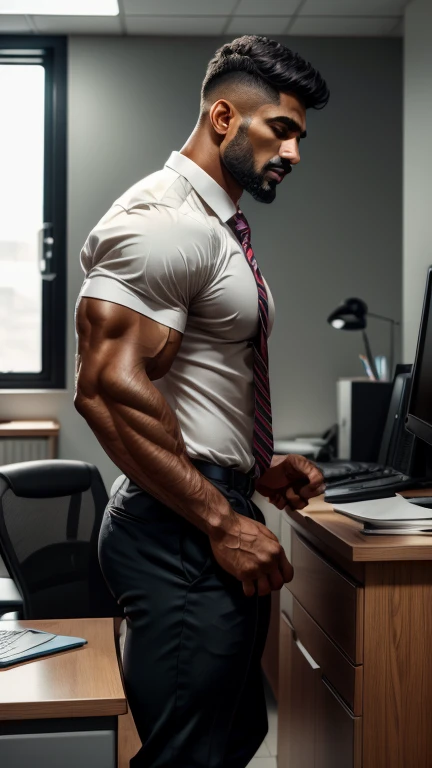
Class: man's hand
255,454,326,511
209,512,294,597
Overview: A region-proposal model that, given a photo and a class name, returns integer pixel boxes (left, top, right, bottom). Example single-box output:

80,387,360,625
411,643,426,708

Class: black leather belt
191,459,255,499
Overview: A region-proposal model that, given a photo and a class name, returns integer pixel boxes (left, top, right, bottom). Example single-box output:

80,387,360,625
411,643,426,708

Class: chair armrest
0,577,23,616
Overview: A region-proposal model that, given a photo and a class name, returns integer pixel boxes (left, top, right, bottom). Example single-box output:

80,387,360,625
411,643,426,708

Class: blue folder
0,629,87,668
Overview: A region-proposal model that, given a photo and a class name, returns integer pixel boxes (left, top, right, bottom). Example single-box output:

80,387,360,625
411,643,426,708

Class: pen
359,354,377,380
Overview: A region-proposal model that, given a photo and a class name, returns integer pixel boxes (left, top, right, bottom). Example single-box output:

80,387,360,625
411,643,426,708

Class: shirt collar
165,151,237,223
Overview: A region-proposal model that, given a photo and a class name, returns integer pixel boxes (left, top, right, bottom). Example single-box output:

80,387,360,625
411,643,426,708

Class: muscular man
75,35,329,768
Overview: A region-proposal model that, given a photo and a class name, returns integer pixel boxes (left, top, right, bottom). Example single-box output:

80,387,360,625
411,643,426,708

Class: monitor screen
378,370,411,468
406,266,432,447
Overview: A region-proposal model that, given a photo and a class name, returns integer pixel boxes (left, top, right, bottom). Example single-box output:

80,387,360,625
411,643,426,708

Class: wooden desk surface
288,490,432,562
0,618,126,721
0,420,60,436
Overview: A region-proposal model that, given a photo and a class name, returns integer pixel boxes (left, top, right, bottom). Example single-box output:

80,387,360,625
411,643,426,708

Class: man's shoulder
115,166,213,221
105,168,217,240
86,172,216,259
114,166,186,211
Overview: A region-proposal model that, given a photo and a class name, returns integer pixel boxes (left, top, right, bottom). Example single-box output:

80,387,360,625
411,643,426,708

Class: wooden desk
0,617,127,768
277,495,432,768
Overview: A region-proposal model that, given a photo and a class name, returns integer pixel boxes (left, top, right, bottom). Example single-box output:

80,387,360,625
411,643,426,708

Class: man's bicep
75,297,183,400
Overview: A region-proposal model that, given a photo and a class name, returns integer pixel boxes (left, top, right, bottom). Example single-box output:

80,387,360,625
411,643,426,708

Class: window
0,37,67,389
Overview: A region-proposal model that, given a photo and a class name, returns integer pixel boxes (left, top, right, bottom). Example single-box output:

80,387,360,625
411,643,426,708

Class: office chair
0,459,123,620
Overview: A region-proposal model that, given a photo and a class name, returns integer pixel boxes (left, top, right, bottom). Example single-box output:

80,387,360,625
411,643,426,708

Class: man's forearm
75,380,235,538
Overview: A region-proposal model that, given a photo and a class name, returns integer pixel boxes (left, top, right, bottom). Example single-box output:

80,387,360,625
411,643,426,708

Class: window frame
0,35,67,390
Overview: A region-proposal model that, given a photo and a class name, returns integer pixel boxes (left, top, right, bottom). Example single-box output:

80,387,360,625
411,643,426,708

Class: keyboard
0,629,56,659
325,467,401,488
317,462,383,482
324,474,426,504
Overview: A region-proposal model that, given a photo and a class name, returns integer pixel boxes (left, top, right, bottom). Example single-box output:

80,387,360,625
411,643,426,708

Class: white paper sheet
333,493,432,525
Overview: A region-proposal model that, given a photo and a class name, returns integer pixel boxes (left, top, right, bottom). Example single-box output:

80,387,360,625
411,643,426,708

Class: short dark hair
201,35,329,111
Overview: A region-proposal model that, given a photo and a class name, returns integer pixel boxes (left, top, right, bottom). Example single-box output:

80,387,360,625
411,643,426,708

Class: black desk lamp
327,298,399,381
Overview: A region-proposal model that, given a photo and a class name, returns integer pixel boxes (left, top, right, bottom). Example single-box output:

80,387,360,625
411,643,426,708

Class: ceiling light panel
0,0,119,14
124,0,237,15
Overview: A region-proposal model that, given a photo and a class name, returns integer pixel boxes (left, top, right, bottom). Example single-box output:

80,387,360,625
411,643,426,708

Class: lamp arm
368,312,400,325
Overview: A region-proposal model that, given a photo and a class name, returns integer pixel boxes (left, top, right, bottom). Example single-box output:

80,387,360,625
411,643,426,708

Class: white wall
403,0,432,360
0,35,402,492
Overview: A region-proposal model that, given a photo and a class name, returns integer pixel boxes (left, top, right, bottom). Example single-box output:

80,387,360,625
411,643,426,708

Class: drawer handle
295,638,320,670
280,611,294,632
281,611,320,670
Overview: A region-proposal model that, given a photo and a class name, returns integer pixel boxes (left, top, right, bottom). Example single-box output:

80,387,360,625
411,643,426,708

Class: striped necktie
229,208,274,478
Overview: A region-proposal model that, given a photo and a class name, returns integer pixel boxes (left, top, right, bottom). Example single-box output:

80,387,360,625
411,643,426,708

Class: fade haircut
201,35,329,113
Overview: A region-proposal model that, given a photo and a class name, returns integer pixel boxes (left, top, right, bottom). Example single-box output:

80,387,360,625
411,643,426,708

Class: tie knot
232,208,250,233
230,208,251,249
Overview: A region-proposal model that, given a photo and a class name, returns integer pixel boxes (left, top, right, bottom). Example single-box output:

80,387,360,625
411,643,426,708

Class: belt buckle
229,467,254,498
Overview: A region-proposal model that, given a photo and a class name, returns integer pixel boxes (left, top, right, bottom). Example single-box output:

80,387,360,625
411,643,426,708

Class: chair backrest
0,459,122,620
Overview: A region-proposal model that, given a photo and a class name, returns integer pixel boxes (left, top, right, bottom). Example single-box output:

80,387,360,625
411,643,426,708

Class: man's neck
179,128,242,207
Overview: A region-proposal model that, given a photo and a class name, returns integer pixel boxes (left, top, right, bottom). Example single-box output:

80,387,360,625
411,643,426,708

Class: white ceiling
0,0,412,37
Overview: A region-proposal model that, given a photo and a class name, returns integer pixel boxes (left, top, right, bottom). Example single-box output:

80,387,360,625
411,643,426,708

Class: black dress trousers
98,474,272,768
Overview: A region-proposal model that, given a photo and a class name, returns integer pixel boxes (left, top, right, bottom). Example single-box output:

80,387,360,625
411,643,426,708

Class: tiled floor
246,678,278,768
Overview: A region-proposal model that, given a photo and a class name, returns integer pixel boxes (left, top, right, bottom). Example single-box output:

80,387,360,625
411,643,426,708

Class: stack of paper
273,439,319,459
333,494,432,533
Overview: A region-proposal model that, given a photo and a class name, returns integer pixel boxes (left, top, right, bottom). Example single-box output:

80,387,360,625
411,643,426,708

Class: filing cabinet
278,520,362,768
277,501,432,768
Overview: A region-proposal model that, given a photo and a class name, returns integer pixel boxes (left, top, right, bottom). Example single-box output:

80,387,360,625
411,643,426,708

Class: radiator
0,421,59,465
0,438,50,465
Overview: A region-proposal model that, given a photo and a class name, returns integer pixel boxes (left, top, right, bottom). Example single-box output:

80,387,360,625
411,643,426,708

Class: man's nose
279,138,300,165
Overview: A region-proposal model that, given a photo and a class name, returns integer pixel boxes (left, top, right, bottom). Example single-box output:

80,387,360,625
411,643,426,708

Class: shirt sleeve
78,203,214,333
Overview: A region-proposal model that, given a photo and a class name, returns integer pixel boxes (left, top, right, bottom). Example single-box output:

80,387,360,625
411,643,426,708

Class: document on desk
0,629,87,668
333,493,432,527
0,629,56,659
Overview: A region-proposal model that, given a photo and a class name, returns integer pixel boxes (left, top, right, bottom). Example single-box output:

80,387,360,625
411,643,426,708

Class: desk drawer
0,730,116,768
285,529,363,664
278,609,362,768
281,589,362,715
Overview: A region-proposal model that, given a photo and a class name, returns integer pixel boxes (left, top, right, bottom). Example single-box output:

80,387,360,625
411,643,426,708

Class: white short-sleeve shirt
77,151,275,473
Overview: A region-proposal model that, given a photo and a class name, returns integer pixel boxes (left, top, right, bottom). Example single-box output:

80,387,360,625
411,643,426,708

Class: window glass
0,64,45,374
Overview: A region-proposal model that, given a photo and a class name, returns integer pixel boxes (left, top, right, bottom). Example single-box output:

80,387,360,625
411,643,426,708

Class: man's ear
209,99,236,136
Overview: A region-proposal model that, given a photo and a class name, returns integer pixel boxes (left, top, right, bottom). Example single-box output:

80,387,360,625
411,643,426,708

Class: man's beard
222,121,288,204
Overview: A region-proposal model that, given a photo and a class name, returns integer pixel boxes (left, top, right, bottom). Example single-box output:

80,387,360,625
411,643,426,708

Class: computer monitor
394,363,413,378
378,369,412,469
406,266,432,447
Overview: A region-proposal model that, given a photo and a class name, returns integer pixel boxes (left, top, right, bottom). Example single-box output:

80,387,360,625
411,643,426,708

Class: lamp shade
327,298,368,331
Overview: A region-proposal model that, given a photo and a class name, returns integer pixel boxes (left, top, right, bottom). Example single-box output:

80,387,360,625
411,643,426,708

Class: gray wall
0,35,402,492
403,0,432,360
